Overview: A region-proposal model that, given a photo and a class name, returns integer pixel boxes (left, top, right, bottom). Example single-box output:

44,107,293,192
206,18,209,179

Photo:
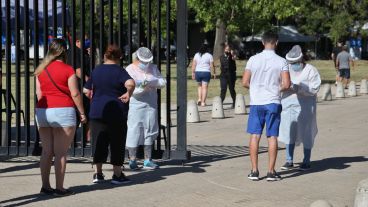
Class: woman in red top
35,39,86,196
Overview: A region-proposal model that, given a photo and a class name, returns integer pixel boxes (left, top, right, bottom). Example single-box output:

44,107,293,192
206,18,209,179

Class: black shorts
90,118,127,166
339,69,350,79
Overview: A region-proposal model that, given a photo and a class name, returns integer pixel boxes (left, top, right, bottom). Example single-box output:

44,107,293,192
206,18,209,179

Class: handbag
44,67,81,126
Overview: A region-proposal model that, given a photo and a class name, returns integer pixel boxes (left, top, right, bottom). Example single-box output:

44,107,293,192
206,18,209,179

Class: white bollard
348,81,357,97
354,178,368,207
321,84,332,101
335,82,345,98
211,96,225,119
244,94,251,107
234,94,247,115
360,79,368,94
310,200,333,207
187,100,200,123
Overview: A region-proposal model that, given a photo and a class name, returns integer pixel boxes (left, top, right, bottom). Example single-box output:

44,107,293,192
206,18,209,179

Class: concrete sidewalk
1,95,368,207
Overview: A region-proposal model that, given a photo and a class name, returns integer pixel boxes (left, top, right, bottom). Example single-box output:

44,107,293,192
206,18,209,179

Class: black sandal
40,187,55,195
54,188,75,197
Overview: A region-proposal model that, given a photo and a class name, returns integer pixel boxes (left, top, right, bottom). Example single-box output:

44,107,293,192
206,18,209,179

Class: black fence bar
109,0,114,45
5,0,11,154
62,0,67,38
118,0,123,65
15,0,21,155
90,0,95,71
0,0,2,147
53,0,57,37
165,0,171,156
147,0,152,49
43,0,48,55
80,0,86,156
24,0,31,154
138,0,142,46
175,0,189,159
99,0,104,63
156,0,162,153
71,0,77,156
128,0,132,63
33,0,40,153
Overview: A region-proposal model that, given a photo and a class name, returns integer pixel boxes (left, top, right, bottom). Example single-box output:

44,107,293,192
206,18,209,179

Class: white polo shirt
194,52,213,72
245,50,289,105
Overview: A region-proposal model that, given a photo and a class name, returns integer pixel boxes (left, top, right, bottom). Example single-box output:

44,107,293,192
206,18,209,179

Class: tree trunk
213,19,226,60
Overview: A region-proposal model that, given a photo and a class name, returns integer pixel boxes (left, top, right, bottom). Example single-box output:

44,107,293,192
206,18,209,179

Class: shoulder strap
44,67,70,96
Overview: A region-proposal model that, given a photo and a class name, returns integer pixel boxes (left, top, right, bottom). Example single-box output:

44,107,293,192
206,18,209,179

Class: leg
109,121,125,177
197,83,202,104
249,134,261,172
201,83,209,106
267,136,278,172
285,144,295,163
303,148,312,164
53,126,76,190
39,127,54,189
228,73,237,107
144,145,153,160
220,75,227,102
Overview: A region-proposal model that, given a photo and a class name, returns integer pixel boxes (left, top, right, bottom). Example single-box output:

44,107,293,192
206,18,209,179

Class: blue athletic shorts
195,71,211,84
247,103,282,137
36,107,77,127
339,69,350,79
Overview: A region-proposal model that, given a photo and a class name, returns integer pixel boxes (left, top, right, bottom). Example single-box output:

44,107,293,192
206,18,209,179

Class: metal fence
0,0,189,160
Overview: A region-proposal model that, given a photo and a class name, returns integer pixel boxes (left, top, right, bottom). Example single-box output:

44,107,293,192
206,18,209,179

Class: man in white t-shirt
242,31,290,181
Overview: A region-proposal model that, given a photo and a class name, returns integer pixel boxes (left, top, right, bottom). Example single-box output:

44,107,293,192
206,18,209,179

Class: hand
192,72,195,80
80,114,87,124
118,92,131,103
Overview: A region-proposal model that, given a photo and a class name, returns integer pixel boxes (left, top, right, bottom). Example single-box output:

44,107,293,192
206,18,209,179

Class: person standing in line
278,45,321,171
83,45,135,184
125,47,166,170
336,45,355,89
219,44,237,108
331,41,342,85
35,39,87,196
242,31,290,181
191,44,216,107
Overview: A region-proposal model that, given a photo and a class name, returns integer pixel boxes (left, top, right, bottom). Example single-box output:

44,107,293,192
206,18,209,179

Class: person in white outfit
125,47,166,170
279,45,321,171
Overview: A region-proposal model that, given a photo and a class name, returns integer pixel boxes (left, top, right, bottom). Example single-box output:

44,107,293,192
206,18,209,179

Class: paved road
0,94,367,207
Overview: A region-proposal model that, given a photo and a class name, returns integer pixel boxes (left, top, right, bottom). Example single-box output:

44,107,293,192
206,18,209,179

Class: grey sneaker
266,171,281,181
298,163,311,171
280,162,294,171
111,173,131,185
129,160,140,171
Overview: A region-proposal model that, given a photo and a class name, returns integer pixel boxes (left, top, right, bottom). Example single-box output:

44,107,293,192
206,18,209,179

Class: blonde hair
34,38,67,76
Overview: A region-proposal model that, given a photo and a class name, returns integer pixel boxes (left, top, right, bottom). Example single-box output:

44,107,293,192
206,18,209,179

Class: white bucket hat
286,45,303,63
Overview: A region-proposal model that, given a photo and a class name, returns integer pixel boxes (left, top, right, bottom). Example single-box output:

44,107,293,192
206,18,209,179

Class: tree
188,0,300,60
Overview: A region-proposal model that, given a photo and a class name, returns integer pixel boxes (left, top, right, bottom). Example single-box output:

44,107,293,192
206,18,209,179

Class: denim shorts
339,69,350,79
36,107,77,127
195,71,211,84
247,103,282,137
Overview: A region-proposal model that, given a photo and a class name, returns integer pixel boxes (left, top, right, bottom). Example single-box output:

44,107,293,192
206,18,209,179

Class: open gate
0,0,189,161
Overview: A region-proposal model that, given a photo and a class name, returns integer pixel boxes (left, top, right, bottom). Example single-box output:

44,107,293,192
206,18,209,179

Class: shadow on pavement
279,156,368,179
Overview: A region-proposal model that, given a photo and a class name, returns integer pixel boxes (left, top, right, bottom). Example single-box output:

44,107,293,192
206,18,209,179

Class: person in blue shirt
83,45,135,185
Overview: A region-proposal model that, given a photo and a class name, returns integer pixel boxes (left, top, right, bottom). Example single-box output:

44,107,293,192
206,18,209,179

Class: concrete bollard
187,100,200,123
335,82,345,98
244,94,250,107
234,94,247,115
211,96,225,119
310,200,333,207
360,79,368,94
321,84,332,101
348,81,357,97
354,178,368,207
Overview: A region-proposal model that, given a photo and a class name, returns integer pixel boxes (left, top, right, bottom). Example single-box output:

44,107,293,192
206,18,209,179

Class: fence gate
0,0,189,161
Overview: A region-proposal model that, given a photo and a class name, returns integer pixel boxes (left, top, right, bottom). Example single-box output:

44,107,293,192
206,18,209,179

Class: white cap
136,47,153,63
286,45,303,63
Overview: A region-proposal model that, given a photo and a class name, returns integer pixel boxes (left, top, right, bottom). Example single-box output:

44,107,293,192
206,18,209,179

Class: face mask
138,62,149,70
290,63,303,71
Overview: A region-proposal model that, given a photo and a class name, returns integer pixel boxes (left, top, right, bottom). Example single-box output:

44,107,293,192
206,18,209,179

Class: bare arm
280,71,291,91
83,88,92,99
191,59,197,80
68,74,87,123
242,70,251,88
35,77,42,101
119,79,136,103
